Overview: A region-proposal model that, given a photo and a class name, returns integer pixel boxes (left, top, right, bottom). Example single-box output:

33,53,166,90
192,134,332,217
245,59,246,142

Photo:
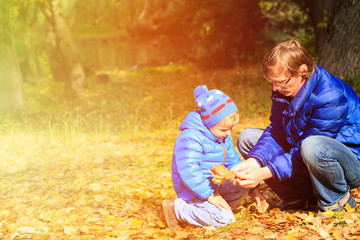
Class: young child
163,85,265,230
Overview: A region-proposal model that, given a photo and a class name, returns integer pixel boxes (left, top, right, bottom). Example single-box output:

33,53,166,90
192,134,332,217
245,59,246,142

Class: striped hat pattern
194,85,238,128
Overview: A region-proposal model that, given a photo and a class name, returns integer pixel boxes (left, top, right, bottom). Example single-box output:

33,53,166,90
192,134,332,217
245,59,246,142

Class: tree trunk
306,0,360,77
0,3,23,113
39,0,87,93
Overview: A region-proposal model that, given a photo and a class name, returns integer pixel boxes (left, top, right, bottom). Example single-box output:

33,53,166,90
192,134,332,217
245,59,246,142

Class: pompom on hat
194,85,238,128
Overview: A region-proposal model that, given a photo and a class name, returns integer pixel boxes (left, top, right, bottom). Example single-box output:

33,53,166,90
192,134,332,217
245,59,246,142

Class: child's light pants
174,181,248,227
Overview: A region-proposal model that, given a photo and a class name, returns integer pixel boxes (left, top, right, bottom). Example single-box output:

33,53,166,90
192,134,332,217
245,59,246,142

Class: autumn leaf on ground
1,66,360,239
258,200,269,213
321,210,335,218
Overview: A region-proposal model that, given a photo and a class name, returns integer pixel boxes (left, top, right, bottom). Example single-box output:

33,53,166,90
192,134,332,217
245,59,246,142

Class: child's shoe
162,199,182,230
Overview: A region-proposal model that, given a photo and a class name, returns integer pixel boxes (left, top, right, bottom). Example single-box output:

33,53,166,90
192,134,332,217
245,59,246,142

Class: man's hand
230,158,261,172
207,192,231,210
229,158,262,186
234,167,272,188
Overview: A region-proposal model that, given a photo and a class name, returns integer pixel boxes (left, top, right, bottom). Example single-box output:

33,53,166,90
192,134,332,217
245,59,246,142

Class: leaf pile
0,65,359,239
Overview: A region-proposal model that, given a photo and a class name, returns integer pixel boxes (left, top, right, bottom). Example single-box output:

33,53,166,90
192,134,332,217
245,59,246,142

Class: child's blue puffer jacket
172,111,241,201
248,66,360,181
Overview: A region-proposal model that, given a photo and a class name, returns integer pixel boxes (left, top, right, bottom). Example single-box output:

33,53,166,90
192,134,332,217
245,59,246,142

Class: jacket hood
179,111,219,141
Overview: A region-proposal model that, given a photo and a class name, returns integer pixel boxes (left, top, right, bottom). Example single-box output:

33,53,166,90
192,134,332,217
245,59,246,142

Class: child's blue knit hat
194,85,237,128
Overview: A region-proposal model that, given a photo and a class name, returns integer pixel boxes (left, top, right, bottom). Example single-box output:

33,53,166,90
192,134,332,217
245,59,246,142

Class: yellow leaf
64,226,77,235
97,208,109,216
106,215,116,221
304,215,314,223
286,235,298,240
0,209,10,217
148,222,156,227
322,211,335,217
89,183,102,192
87,217,101,223
104,197,113,203
263,230,277,239
40,173,48,178
158,221,166,228
39,211,54,221
318,227,330,238
344,202,353,212
332,230,342,237
93,195,104,202
79,226,89,234
111,175,120,181
143,95,154,101
270,208,281,213
175,230,190,239
283,213,295,221
258,200,269,213
131,220,145,227
247,227,263,234
47,179,57,186
93,225,103,230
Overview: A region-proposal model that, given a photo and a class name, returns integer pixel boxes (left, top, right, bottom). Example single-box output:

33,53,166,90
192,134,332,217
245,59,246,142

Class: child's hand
251,188,267,207
207,192,231,210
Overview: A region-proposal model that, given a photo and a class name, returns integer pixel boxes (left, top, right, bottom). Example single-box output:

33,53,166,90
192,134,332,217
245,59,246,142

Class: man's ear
299,64,308,76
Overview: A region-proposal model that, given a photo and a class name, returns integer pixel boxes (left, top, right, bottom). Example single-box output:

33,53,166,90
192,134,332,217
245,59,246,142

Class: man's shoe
280,198,317,211
162,199,182,230
316,194,357,218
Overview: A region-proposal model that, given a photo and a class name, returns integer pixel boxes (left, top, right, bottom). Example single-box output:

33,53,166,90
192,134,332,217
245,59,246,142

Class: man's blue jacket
248,66,360,181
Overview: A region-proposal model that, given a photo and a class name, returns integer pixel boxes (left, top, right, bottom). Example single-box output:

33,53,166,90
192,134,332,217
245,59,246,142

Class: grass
1,64,358,239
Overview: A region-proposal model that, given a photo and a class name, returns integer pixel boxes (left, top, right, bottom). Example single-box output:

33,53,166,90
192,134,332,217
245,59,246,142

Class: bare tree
0,1,23,113
39,0,87,93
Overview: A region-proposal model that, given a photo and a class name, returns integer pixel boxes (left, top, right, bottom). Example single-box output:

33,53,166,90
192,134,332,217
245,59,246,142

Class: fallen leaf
131,220,145,227
97,208,109,216
263,230,277,238
10,227,37,240
269,208,281,213
318,227,330,238
174,230,189,240
322,210,335,217
258,200,269,213
79,226,90,234
331,230,342,237
286,235,298,240
93,195,104,202
63,226,77,235
89,183,102,192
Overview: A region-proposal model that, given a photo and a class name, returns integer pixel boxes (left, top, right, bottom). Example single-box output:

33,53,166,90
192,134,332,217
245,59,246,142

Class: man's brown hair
263,39,316,80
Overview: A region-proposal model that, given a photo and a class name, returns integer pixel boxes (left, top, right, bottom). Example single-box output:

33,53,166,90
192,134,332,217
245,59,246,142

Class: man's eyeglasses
264,76,292,88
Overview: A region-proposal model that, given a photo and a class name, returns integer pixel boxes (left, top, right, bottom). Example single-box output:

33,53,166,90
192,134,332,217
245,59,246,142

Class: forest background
0,0,359,239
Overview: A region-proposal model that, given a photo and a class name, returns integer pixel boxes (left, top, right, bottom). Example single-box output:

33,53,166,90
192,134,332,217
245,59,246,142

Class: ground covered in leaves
0,64,359,239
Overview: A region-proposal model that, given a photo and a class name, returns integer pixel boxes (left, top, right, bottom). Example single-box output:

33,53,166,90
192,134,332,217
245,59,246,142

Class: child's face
210,120,235,140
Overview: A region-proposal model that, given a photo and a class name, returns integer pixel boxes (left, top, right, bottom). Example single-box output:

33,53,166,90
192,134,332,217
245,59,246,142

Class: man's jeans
237,128,360,210
174,181,248,227
301,135,360,210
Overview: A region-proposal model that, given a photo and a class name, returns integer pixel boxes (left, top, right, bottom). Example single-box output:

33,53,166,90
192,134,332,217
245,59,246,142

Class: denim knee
301,136,322,167
237,129,251,157
237,128,263,158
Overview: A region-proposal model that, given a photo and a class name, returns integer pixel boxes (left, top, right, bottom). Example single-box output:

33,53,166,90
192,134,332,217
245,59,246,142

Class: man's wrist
247,158,261,168
259,166,272,181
